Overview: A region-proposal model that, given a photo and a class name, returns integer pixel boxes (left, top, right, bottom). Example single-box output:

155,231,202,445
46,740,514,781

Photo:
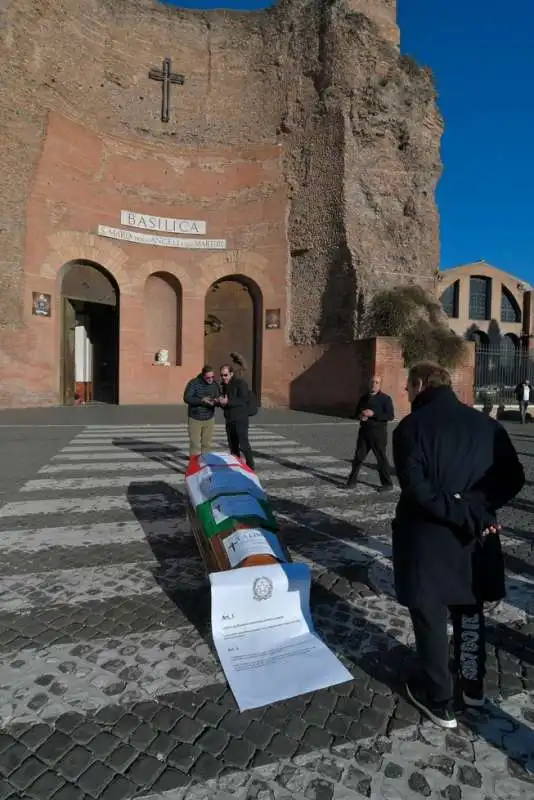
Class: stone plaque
98,225,226,250
265,309,281,330
121,210,206,235
32,292,51,318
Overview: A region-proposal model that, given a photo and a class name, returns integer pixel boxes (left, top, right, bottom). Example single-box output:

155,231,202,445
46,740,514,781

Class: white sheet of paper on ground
222,528,287,568
210,563,353,711
185,465,266,508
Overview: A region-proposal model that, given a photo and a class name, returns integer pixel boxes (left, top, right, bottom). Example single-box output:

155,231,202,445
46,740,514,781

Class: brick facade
0,0,443,410
290,337,476,418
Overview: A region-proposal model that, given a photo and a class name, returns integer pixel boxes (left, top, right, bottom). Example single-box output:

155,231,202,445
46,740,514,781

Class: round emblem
252,576,273,602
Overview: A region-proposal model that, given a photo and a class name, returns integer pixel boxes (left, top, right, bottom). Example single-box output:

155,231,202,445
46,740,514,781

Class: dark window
500,334,519,367
469,277,491,321
439,281,459,318
501,287,521,323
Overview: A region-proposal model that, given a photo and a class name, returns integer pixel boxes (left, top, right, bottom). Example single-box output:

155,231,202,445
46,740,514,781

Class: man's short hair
201,364,214,375
408,361,452,389
220,363,233,374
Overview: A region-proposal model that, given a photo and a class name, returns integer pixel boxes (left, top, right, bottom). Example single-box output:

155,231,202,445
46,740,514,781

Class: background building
438,260,534,403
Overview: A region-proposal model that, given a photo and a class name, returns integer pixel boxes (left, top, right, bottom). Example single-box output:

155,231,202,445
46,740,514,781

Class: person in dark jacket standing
183,365,220,456
218,364,255,469
347,376,395,491
392,361,524,730
515,378,532,423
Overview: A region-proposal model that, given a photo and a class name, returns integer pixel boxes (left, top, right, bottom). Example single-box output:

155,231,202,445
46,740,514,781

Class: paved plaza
0,407,533,799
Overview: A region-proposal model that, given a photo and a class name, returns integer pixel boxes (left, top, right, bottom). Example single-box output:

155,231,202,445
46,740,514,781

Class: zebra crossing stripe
0,559,204,612
22,465,348,493
0,492,181,518
57,442,315,454
0,520,174,552
39,453,340,473
0,629,224,726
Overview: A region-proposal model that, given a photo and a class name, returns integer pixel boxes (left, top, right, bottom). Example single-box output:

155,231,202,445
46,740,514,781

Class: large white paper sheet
210,563,353,711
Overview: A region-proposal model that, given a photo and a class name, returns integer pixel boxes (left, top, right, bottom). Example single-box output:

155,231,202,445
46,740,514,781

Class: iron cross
148,58,185,123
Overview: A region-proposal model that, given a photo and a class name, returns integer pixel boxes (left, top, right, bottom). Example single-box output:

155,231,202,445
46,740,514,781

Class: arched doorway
204,276,262,398
60,261,119,405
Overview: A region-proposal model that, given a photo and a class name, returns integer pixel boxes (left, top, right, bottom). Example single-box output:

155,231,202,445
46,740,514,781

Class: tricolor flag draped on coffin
184,452,352,711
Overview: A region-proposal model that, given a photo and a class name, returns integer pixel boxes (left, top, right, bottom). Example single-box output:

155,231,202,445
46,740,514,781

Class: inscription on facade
121,210,206,235
98,225,226,250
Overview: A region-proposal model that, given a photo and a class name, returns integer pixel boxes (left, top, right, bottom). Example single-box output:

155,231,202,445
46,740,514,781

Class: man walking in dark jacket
218,364,254,469
515,378,532,424
347,376,395,491
393,361,524,729
183,365,220,456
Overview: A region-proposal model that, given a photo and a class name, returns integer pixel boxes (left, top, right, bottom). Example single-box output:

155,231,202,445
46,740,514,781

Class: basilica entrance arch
60,261,120,405
204,275,262,399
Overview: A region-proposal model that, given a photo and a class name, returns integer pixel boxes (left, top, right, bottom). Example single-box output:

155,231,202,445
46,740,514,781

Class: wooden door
204,280,255,388
61,297,76,404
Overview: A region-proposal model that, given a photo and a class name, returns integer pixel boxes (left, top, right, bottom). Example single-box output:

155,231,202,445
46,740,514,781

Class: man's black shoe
461,680,486,709
346,476,358,488
377,484,394,493
406,682,457,729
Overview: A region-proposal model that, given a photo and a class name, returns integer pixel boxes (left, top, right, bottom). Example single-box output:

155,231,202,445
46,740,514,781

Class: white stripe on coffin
0,629,224,726
0,520,177,552
21,466,347,493
0,558,205,612
39,453,340,473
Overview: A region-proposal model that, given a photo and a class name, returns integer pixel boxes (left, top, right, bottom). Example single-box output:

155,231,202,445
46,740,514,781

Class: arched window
501,286,522,323
144,272,182,365
439,281,459,318
469,276,491,321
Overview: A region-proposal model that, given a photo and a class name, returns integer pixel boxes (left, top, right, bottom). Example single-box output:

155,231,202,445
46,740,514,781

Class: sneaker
406,682,458,729
462,680,486,708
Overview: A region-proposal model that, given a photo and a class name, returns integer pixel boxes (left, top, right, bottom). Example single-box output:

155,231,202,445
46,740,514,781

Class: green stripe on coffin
195,493,278,539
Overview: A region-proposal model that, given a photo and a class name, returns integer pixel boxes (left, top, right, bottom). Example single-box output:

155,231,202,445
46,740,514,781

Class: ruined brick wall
0,0,442,406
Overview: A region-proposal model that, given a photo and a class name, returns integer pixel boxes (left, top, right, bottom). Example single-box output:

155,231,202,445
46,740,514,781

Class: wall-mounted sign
98,226,226,250
265,309,281,330
32,292,51,318
121,210,206,236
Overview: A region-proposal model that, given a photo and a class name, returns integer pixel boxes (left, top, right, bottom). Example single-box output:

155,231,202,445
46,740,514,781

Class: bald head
370,376,382,395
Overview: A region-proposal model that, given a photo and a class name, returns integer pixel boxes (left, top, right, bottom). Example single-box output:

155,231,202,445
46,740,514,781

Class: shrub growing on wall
363,285,467,368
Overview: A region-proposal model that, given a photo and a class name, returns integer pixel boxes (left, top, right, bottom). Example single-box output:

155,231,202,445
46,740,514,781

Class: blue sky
163,0,534,280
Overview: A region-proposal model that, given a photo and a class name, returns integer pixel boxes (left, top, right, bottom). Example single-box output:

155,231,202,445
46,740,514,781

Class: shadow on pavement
120,436,534,773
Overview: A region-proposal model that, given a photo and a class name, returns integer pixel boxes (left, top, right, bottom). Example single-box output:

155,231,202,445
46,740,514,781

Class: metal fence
474,345,534,406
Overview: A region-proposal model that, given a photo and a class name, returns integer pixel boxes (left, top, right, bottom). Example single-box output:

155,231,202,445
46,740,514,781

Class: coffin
184,452,291,572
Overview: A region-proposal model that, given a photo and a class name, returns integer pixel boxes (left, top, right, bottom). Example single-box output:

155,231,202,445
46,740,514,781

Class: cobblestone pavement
0,417,533,799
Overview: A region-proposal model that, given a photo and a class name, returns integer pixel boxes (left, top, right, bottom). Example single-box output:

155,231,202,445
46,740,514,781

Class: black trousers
225,418,255,470
409,601,486,703
349,423,392,486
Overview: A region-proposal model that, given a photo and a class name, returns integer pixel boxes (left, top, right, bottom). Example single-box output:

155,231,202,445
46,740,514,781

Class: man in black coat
392,361,524,730
218,364,255,469
347,376,395,492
